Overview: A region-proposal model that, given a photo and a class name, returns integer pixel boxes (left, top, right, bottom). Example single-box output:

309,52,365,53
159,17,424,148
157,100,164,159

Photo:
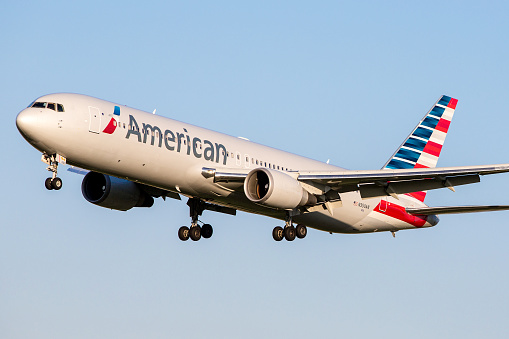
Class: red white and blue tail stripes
383,95,458,201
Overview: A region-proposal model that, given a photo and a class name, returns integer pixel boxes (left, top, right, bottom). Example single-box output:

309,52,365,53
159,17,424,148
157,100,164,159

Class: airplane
15,93,509,242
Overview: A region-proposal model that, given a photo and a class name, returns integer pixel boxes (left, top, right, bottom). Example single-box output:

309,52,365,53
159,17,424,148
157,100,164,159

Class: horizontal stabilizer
406,205,509,215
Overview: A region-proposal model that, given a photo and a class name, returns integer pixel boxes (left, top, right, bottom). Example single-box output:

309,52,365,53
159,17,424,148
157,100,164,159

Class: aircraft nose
16,109,38,138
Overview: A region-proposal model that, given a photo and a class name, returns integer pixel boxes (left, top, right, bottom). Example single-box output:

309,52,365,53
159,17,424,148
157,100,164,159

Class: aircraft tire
272,226,284,241
51,177,63,190
45,178,53,190
190,226,201,241
201,224,213,239
178,226,190,241
284,226,296,241
296,224,307,239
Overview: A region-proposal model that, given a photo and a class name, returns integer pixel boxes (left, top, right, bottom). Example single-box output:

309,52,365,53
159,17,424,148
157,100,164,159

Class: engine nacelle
82,172,154,211
244,168,316,210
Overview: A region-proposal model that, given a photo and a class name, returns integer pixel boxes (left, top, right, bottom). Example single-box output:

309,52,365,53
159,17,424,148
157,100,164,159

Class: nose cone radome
16,109,38,139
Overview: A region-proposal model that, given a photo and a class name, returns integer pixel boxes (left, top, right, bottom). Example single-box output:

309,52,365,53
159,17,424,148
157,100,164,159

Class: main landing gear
272,214,307,242
42,154,63,190
178,198,214,241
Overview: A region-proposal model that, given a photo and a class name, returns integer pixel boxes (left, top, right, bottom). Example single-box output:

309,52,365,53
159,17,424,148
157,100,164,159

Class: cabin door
88,106,101,133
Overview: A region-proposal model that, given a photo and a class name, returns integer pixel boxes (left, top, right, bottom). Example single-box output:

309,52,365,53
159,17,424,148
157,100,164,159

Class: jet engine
81,172,154,211
244,168,316,209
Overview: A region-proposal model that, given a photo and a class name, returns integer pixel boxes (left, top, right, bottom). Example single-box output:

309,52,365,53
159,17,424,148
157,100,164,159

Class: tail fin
382,95,458,201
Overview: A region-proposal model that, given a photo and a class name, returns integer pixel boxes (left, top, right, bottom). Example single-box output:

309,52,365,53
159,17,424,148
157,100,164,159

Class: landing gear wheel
201,224,213,239
296,224,307,239
45,178,53,190
273,226,284,241
178,226,190,241
284,226,296,241
190,226,201,241
51,177,63,190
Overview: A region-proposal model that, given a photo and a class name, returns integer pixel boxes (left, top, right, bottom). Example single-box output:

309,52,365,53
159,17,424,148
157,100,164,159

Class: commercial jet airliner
16,93,509,241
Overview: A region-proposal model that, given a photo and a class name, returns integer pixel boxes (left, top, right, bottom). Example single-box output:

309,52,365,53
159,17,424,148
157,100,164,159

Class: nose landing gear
42,154,63,190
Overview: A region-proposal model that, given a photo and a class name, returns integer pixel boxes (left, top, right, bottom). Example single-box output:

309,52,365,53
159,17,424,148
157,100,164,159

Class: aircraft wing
206,163,509,199
298,163,509,199
406,205,509,215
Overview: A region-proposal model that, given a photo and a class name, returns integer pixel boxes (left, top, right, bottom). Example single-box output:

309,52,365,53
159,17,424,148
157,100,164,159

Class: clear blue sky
3,1,509,338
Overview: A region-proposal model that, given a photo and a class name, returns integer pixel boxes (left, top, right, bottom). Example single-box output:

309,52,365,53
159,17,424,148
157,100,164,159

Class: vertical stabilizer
382,95,458,201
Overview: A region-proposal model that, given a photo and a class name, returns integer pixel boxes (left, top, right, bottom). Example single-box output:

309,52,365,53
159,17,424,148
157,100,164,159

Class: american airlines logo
102,106,121,134
125,114,228,165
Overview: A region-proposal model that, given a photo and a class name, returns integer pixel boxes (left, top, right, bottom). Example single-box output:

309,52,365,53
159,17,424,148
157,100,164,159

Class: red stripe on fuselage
406,191,426,202
374,201,428,227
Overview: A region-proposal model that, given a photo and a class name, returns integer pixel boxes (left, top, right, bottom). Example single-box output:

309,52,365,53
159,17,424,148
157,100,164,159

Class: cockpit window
30,101,65,112
32,102,46,108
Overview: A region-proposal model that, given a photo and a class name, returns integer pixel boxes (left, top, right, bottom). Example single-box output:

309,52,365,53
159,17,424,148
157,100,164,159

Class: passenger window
57,104,64,112
32,102,46,108
47,103,56,111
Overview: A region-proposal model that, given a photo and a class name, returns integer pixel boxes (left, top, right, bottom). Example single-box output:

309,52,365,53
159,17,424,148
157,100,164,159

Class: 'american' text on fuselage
125,115,228,165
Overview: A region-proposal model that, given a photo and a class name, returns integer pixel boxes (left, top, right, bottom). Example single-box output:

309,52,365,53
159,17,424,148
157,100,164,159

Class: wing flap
407,205,509,215
358,174,480,199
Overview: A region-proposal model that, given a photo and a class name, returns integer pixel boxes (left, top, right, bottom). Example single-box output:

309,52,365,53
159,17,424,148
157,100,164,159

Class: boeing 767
16,94,509,241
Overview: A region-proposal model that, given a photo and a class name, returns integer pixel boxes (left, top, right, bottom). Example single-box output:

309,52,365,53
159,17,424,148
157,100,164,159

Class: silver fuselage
16,93,435,234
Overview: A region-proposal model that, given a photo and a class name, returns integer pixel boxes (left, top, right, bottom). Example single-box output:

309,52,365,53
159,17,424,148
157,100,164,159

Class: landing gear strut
272,212,307,242
42,154,63,190
178,198,214,241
